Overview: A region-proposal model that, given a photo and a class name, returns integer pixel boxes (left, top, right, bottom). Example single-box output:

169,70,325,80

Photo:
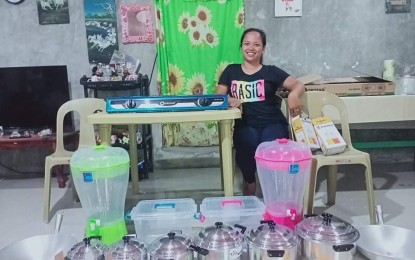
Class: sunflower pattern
185,72,209,95
155,0,244,147
168,64,185,95
178,5,219,48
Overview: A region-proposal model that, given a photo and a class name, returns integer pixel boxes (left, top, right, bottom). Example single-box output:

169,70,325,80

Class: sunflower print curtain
154,0,244,147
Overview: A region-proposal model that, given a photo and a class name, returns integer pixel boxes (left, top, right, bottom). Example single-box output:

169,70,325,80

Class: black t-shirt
218,64,290,127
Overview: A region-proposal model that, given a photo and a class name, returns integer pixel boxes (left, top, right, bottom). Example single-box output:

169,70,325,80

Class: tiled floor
0,161,414,259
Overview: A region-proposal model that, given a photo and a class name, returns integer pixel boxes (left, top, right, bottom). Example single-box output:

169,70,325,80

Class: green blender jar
70,145,130,245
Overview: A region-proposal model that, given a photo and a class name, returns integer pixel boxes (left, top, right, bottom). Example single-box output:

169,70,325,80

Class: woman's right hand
228,97,242,108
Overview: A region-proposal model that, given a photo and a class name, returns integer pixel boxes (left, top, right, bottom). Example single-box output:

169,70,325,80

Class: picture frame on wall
120,4,155,44
275,0,302,17
385,0,411,13
37,0,70,25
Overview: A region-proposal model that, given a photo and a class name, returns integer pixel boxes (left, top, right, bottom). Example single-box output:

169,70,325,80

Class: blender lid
109,235,147,259
255,138,312,162
147,232,193,258
295,213,360,244
67,237,108,260
246,221,299,249
194,222,243,250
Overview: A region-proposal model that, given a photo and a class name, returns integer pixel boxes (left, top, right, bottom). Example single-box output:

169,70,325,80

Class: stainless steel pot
246,220,299,260
66,236,108,260
194,222,246,260
147,232,208,260
295,213,359,260
109,235,148,260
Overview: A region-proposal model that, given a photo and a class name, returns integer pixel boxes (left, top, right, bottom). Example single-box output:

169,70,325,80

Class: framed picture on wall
385,0,411,13
120,4,155,44
37,0,70,25
275,0,302,17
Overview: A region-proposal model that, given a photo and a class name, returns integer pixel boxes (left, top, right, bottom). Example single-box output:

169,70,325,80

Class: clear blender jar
255,138,312,230
70,145,130,245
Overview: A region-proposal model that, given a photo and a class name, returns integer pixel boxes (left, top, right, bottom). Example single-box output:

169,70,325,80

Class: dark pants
233,123,289,184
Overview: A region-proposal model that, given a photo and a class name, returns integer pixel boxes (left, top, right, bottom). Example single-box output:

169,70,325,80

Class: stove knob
125,99,137,108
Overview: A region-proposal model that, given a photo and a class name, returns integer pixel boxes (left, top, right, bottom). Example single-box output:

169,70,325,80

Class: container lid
200,196,265,217
109,235,147,259
295,213,359,244
70,145,130,176
246,220,299,249
130,198,197,220
147,232,192,258
66,237,108,260
255,138,312,162
194,222,244,250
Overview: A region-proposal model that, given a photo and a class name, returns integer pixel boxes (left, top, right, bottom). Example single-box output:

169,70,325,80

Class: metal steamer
194,222,246,260
147,232,208,260
295,213,359,260
246,220,300,260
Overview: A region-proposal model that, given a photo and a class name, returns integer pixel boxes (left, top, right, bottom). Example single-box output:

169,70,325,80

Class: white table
87,108,241,195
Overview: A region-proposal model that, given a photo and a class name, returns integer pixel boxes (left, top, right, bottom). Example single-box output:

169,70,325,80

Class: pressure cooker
66,236,108,260
109,235,148,260
147,232,208,260
193,222,246,260
246,220,299,259
295,213,359,260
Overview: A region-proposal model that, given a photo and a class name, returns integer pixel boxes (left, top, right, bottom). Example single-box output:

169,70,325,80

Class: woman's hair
240,28,267,64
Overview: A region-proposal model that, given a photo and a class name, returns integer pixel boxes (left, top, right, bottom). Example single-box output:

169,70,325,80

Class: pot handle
267,250,285,257
189,245,209,256
333,244,355,252
234,224,247,234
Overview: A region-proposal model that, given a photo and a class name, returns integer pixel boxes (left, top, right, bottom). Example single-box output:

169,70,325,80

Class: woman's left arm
282,76,305,117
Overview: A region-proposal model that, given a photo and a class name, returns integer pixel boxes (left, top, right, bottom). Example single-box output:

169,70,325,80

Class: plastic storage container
395,75,415,95
130,198,197,244
199,196,265,229
255,138,312,230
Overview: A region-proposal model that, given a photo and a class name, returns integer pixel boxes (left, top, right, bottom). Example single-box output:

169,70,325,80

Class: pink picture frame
120,4,154,44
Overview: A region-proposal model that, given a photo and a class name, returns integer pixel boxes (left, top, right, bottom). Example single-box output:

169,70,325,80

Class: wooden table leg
219,119,234,196
128,124,139,195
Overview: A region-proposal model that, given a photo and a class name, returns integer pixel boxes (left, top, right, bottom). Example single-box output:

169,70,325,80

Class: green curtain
154,0,244,147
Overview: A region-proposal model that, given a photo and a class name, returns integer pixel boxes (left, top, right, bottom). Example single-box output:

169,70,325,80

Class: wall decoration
84,0,119,64
386,0,411,13
120,4,154,44
37,0,69,25
275,0,302,17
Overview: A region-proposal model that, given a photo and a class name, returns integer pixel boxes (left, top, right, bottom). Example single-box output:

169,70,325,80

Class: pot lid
109,236,147,259
147,232,192,258
295,213,359,244
246,221,300,249
66,237,108,260
194,222,244,250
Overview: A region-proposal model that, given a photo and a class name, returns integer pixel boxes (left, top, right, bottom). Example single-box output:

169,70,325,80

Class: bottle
382,60,395,82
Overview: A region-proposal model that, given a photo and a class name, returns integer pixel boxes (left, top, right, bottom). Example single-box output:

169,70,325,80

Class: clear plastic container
130,198,197,244
395,75,415,95
70,145,130,226
199,196,265,229
255,138,312,230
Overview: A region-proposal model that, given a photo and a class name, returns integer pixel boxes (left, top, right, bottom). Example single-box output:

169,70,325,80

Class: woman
216,28,305,195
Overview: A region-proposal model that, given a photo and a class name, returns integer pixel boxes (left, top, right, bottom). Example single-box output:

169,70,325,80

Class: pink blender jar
255,138,312,230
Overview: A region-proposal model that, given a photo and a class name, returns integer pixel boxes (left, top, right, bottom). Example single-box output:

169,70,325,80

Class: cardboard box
305,76,395,97
312,117,347,155
291,115,320,150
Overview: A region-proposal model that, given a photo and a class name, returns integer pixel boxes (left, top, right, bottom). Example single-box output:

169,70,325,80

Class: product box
305,76,395,97
291,115,320,151
130,198,197,244
199,196,265,229
312,117,347,155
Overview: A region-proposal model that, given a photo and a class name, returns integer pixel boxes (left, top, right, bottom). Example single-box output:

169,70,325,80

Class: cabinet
80,74,153,179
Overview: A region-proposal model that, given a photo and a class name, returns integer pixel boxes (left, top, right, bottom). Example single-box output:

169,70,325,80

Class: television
0,65,73,133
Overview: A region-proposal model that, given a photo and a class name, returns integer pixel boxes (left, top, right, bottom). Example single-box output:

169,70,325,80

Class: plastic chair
43,98,106,224
300,91,376,224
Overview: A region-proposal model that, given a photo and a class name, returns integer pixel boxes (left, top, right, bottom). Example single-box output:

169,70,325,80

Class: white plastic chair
300,91,376,224
43,98,106,224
